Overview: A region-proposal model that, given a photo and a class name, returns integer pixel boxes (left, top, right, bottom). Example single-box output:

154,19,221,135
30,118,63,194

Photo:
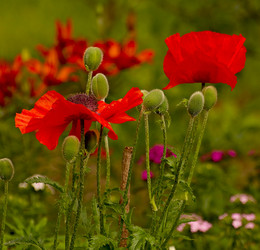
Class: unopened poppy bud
0,158,14,181
85,130,98,153
83,47,103,71
202,86,217,111
143,89,165,112
188,91,204,117
156,95,169,115
91,73,109,100
62,136,80,162
141,90,149,99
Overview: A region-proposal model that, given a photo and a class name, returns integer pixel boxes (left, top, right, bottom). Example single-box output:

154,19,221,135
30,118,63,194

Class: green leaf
25,176,64,193
176,98,188,108
175,180,196,203
89,235,117,250
5,237,45,249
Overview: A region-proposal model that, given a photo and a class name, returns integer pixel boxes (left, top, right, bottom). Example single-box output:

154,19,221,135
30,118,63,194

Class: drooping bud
91,73,109,100
83,47,103,71
85,130,98,153
62,136,80,162
0,158,14,181
143,89,165,112
202,86,217,111
156,95,169,115
187,91,204,117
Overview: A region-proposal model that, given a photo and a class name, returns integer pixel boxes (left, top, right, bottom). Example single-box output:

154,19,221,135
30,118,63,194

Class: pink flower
141,170,154,181
211,150,224,162
232,220,242,229
227,150,237,157
245,222,255,229
149,144,176,164
243,214,256,221
230,194,256,204
177,223,186,232
231,213,242,220
218,213,228,220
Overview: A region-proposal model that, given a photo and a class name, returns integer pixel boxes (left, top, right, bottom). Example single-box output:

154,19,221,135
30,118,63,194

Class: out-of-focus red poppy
163,31,246,90
0,55,23,106
25,49,76,96
15,87,143,150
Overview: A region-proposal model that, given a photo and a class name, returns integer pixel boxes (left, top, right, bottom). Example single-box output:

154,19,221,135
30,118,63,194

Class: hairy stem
0,181,8,250
86,71,93,95
104,135,111,197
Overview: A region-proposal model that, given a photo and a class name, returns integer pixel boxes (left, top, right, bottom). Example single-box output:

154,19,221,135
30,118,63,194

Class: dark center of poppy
67,93,98,112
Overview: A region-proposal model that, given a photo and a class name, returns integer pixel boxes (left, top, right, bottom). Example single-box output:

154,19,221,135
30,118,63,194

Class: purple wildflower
141,170,154,181
227,150,237,157
149,144,176,164
211,150,224,162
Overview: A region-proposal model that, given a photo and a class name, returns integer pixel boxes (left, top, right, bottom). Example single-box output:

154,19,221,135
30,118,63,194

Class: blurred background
0,0,260,248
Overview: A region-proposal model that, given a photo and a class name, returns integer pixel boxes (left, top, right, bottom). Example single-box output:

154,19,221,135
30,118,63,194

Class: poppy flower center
67,93,98,112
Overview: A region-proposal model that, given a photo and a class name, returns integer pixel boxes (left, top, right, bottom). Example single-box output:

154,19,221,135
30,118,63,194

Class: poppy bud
62,136,80,162
85,130,98,153
141,90,149,99
83,47,103,71
143,89,165,112
91,73,109,100
156,95,169,115
0,158,14,181
187,91,204,117
202,86,217,111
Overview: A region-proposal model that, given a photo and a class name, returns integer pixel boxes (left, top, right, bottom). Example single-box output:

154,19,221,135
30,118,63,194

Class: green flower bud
156,95,169,115
202,86,217,111
91,73,109,100
141,90,149,99
83,47,103,71
0,158,14,181
143,89,165,112
187,91,204,117
85,130,98,153
62,136,80,162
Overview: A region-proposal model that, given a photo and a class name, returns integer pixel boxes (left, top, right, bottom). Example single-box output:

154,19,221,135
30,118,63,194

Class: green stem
69,120,86,250
86,71,93,95
188,111,209,184
156,117,194,235
65,162,77,249
97,126,105,235
53,163,71,250
0,181,8,250
162,111,209,248
144,114,157,211
104,135,111,197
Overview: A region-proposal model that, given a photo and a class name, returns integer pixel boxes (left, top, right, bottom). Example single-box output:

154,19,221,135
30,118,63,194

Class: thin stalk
144,114,157,211
53,163,71,250
162,111,209,247
97,126,105,235
65,162,77,249
0,181,8,250
156,117,194,235
70,120,86,250
104,135,111,196
86,71,93,95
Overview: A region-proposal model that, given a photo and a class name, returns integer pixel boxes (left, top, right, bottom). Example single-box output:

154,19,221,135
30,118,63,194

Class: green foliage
89,235,117,250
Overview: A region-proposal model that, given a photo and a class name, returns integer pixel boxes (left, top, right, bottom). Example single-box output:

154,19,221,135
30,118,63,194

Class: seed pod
0,158,14,181
187,91,204,117
62,136,80,162
83,47,103,71
91,73,109,100
143,89,165,112
202,86,217,111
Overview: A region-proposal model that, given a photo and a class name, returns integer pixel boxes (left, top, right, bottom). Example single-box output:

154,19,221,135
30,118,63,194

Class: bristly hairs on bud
62,136,80,163
187,91,205,117
0,158,14,182
143,89,165,113
202,86,218,111
91,73,109,101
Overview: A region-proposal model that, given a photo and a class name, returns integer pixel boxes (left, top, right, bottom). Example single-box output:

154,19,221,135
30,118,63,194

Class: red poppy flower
15,87,143,150
163,31,246,90
0,55,23,106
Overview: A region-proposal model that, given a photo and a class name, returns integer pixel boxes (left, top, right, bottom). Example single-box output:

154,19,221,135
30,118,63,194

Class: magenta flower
227,150,237,157
149,144,176,164
141,170,154,181
211,150,224,162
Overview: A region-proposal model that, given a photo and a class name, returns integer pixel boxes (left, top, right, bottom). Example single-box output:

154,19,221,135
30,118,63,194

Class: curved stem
144,114,157,212
156,117,194,235
86,71,93,95
0,181,8,250
70,120,86,250
104,135,111,197
97,126,105,235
